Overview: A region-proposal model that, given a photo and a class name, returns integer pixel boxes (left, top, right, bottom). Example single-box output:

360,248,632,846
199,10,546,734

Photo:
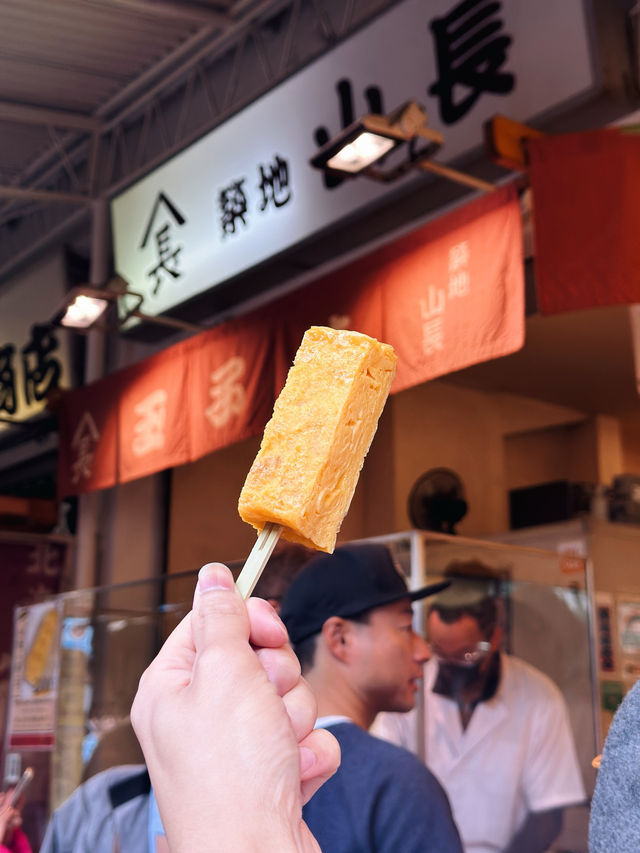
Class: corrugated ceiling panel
0,0,203,114
0,59,131,112
0,0,214,179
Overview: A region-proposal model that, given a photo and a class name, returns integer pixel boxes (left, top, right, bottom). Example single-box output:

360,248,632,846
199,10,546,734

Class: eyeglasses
429,640,492,668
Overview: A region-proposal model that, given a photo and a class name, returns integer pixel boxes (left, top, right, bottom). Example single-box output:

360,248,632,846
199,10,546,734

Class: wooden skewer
236,522,283,599
10,767,34,806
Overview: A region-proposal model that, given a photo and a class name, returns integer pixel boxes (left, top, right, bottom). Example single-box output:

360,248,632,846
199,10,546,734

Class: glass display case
3,568,199,849
369,529,597,853
3,531,598,852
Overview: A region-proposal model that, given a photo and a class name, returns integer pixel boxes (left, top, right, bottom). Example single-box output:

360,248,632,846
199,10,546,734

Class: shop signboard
0,253,72,431
111,0,596,318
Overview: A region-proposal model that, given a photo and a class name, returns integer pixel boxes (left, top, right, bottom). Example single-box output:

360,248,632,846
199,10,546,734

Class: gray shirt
40,765,150,853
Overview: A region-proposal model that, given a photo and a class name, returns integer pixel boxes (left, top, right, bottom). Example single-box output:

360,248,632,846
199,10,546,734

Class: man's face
427,610,488,664
351,599,430,714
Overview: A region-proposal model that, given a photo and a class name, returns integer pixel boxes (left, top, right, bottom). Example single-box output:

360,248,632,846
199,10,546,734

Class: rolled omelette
238,326,397,552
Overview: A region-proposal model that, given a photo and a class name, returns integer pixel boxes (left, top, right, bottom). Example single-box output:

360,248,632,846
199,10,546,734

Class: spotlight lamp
310,100,494,193
60,293,111,328
52,275,204,334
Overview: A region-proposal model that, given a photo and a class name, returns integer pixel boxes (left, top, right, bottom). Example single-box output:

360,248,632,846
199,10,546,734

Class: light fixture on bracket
51,275,205,335
310,100,494,193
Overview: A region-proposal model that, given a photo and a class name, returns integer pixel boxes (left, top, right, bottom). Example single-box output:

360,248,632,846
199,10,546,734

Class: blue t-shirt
303,722,463,853
147,788,165,852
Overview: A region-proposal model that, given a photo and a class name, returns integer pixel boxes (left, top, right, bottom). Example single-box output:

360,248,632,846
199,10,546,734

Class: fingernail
268,607,288,635
299,746,317,776
197,563,234,594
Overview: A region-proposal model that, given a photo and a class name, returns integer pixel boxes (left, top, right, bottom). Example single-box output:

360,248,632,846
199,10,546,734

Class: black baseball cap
280,542,450,644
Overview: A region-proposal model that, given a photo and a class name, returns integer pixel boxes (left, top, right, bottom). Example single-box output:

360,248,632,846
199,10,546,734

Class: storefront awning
58,182,524,497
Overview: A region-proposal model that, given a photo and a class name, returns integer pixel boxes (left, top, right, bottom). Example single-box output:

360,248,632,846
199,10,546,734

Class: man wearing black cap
280,542,463,853
374,564,585,853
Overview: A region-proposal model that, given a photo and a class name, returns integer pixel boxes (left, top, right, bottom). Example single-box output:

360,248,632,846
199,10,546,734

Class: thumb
191,563,250,657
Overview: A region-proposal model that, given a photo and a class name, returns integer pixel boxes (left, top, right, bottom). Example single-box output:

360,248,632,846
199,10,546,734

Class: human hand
0,790,20,846
131,562,340,853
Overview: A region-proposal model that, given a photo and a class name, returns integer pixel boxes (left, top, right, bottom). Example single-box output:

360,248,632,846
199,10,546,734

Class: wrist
168,825,304,853
166,808,306,853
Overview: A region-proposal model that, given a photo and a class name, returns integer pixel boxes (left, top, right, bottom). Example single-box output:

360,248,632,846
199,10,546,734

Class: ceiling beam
104,0,232,27
0,101,101,132
0,186,90,204
0,0,400,282
200,0,236,8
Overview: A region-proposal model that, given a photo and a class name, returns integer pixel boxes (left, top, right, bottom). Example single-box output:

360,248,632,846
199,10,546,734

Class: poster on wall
595,591,616,676
616,599,640,687
5,601,63,750
0,535,70,763
618,601,640,655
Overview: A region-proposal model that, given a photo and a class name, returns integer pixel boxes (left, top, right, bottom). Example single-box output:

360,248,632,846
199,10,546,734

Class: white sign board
112,0,596,316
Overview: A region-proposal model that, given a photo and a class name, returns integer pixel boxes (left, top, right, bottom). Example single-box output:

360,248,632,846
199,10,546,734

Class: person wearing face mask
373,562,585,853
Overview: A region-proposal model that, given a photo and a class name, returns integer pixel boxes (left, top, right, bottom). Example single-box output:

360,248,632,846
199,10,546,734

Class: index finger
246,597,289,649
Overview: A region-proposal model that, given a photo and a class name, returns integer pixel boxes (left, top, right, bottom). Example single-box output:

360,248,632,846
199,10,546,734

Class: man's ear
490,624,502,651
322,616,352,663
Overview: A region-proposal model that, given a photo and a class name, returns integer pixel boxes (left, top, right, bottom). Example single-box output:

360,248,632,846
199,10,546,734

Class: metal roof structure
2,0,640,449
0,0,399,284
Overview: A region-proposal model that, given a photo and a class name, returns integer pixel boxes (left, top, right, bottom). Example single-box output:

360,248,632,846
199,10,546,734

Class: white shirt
373,654,585,853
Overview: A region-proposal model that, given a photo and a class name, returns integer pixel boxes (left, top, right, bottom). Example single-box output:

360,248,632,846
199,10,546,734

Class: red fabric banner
382,183,524,391
274,256,385,386
57,371,119,495
187,314,275,459
529,129,640,314
57,183,524,496
118,342,191,483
